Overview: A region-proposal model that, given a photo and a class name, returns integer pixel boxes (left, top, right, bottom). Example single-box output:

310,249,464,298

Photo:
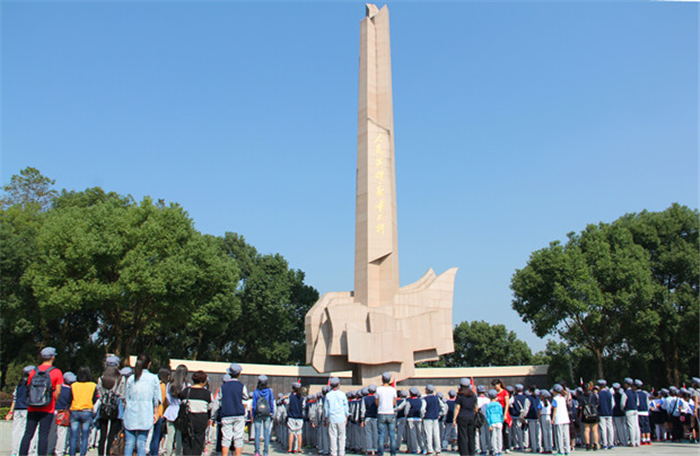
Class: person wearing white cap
20,347,64,456
375,373,397,456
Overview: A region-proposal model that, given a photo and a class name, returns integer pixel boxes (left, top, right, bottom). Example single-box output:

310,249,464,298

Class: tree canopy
424,320,534,368
0,168,318,389
511,204,698,385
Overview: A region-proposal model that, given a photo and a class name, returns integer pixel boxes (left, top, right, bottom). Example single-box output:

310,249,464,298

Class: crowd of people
4,348,700,456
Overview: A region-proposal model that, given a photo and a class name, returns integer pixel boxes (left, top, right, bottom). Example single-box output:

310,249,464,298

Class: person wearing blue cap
252,375,275,456
442,390,457,452
537,390,553,454
634,380,651,445
551,384,570,455
485,390,504,455
287,382,305,453
452,379,477,456
212,363,249,456
475,385,491,455
405,387,425,454
621,378,640,447
347,391,361,453
6,366,35,456
20,347,64,456
524,385,541,453
395,390,409,451
509,384,526,451
54,371,76,455
611,382,628,446
596,379,615,450
324,377,349,456
422,384,443,455
360,384,379,456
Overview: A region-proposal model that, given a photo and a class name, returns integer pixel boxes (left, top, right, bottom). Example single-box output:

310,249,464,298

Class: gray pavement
1,421,697,456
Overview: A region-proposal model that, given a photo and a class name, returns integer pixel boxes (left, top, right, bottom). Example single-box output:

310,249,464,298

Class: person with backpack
96,357,124,456
122,353,162,456
252,375,275,456
20,347,64,456
577,383,600,450
163,364,189,456
6,366,36,456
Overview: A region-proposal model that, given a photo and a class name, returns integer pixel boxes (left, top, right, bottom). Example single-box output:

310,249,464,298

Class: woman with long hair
181,371,213,456
123,353,162,456
452,379,478,456
150,367,171,456
69,366,98,456
491,379,511,452
163,364,189,455
97,361,123,456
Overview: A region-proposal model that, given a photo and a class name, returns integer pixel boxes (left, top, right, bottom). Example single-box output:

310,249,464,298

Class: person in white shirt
375,372,397,456
551,384,570,456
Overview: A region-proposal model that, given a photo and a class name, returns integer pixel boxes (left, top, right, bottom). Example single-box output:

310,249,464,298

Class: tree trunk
593,347,605,380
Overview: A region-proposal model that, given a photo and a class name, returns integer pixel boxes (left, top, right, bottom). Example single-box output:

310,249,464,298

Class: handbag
55,409,71,426
474,409,486,428
109,430,126,456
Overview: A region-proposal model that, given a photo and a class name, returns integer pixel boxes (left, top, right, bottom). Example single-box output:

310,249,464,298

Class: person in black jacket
577,383,600,450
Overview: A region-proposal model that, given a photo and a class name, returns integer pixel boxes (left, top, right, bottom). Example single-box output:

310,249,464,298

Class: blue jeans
377,414,396,456
253,416,272,455
69,410,93,456
150,418,164,456
124,429,148,456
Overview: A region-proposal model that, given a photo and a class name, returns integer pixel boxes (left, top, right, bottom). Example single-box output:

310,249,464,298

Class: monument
305,4,458,384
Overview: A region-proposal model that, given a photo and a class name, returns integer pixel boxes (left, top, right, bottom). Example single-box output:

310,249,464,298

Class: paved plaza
2,421,697,456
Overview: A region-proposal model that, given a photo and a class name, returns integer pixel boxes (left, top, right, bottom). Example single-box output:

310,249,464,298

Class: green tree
0,168,57,389
617,204,699,385
511,223,653,379
1,167,57,211
24,188,240,364
220,233,319,365
435,320,533,367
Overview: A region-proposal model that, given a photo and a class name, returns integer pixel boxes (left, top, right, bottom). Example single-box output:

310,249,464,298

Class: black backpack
100,388,121,419
27,367,55,408
256,392,271,417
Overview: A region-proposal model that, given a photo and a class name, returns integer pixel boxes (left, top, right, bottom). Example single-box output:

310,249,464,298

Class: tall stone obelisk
305,4,458,384
355,3,399,310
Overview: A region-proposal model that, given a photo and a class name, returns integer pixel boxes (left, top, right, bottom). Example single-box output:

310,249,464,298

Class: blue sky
2,1,698,354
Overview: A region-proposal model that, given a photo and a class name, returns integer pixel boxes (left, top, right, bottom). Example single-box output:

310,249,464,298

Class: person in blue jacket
252,375,275,456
